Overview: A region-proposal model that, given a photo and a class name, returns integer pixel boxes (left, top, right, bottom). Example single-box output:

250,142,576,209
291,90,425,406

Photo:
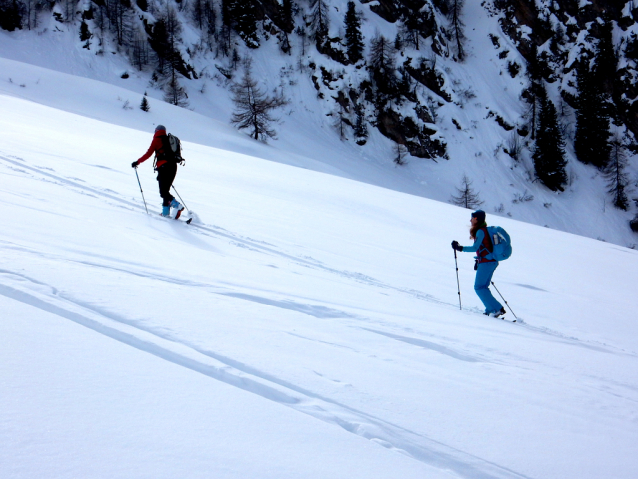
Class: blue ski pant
474,261,503,314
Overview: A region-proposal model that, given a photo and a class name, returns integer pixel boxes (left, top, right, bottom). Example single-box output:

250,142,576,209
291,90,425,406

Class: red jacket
137,130,169,168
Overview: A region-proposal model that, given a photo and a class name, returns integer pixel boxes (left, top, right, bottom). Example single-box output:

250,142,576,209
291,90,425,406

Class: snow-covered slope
1,0,637,247
1,83,638,478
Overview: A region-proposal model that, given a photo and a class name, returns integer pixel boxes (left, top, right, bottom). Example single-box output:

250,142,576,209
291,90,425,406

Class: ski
157,212,193,224
477,311,516,323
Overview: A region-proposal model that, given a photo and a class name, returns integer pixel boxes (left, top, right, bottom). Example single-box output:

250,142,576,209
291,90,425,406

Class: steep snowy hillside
1,0,638,247
2,87,638,478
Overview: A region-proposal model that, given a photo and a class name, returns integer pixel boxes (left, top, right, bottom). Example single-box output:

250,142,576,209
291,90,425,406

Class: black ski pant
156,162,177,207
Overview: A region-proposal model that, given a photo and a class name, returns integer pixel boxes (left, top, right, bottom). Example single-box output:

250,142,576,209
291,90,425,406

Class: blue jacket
462,228,496,264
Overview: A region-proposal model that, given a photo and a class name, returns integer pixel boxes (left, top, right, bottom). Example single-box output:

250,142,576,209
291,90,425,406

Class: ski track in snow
0,271,532,479
0,150,633,479
0,152,630,357
1,153,634,478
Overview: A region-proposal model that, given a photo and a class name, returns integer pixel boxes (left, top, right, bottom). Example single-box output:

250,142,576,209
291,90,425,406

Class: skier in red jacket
131,125,184,218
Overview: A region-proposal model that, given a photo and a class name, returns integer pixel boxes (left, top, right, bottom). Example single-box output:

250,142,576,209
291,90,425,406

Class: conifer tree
574,58,611,170
309,0,330,50
140,93,150,112
80,20,91,49
450,175,484,209
596,17,618,98
533,93,567,192
230,65,287,142
369,34,396,98
219,0,233,55
232,0,259,48
604,136,631,210
0,0,22,31
344,1,364,64
281,0,293,31
448,0,465,61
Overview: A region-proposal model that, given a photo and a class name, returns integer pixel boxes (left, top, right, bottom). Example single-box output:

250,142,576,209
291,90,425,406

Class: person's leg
474,262,503,314
157,163,176,207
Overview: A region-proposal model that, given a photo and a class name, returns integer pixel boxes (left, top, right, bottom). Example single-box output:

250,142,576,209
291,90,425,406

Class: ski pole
134,168,149,215
454,249,462,310
171,185,189,211
491,281,518,320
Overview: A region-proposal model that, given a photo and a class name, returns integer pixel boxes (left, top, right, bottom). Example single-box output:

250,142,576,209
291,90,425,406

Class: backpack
159,133,185,165
485,226,512,261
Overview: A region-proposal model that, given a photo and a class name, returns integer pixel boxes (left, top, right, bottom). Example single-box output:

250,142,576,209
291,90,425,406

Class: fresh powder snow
1,64,638,478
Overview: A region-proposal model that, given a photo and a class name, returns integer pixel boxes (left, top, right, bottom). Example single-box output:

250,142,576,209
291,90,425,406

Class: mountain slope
1,0,637,247
1,82,638,478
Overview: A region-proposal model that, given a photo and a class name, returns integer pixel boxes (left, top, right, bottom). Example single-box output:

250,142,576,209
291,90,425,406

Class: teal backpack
486,226,512,261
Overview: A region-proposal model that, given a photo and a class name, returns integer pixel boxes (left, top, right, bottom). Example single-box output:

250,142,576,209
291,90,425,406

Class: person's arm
461,228,485,253
136,137,162,165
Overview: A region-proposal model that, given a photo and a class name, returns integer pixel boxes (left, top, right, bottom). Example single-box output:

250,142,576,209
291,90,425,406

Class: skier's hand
451,240,463,252
131,161,139,168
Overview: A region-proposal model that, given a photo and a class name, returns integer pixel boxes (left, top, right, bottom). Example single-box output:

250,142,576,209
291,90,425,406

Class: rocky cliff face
493,0,638,142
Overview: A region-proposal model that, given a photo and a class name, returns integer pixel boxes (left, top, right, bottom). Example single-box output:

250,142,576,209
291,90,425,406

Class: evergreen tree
219,0,233,55
448,0,465,61
344,1,364,64
596,17,618,98
140,93,150,112
604,137,631,210
278,0,293,53
369,34,396,99
574,58,611,169
450,175,484,209
80,20,91,43
232,0,259,48
533,93,567,192
0,0,23,31
149,7,183,74
281,0,293,31
230,65,287,142
309,0,330,50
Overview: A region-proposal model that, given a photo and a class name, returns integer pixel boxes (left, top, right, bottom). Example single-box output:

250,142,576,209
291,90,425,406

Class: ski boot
170,199,185,220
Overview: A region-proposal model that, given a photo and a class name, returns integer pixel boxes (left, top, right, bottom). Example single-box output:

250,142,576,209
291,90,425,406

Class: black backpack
159,133,185,165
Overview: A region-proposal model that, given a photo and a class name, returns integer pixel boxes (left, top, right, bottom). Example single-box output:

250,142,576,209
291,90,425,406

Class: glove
451,240,463,252
131,161,139,168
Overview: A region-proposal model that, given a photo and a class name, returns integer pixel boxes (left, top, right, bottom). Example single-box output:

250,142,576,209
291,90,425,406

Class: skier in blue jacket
452,210,506,317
